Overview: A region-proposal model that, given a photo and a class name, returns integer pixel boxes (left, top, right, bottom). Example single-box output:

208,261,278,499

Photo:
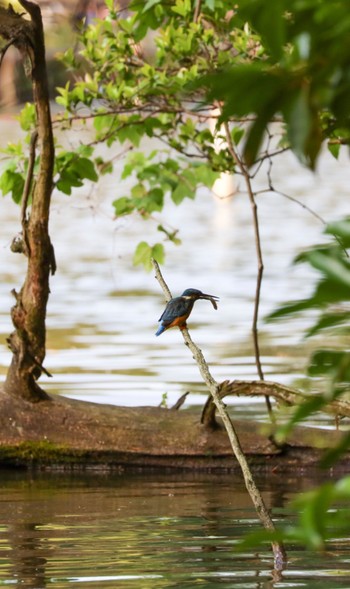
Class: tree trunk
0,1,55,402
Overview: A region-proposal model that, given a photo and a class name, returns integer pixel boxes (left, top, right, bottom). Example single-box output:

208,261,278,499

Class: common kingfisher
155,288,219,336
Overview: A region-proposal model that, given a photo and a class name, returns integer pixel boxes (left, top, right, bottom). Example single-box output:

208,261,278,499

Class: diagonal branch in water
152,258,287,570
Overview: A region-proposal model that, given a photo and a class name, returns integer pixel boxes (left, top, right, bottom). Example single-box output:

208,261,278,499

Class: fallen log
0,387,349,473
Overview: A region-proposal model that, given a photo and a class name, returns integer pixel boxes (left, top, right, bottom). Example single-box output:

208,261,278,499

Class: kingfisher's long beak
199,293,219,310
199,293,219,301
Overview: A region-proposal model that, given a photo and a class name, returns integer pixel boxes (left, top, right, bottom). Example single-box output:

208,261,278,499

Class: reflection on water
0,471,350,588
0,119,350,417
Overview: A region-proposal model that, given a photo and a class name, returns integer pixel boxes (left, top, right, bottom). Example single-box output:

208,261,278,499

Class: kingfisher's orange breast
168,314,188,328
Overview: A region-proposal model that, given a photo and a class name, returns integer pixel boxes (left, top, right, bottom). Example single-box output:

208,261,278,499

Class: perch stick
152,258,287,570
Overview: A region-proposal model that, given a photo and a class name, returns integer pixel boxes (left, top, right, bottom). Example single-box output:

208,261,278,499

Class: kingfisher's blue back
155,295,195,336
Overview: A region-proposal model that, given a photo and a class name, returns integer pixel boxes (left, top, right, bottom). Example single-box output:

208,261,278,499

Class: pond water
0,117,350,419
1,117,350,586
1,471,350,589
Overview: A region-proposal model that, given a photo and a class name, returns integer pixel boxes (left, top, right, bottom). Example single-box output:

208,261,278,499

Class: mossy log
0,388,349,473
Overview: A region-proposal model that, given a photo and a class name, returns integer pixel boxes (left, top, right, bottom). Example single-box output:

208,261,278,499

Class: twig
12,129,38,259
193,0,201,23
264,159,349,257
152,259,287,571
222,120,275,423
21,129,38,228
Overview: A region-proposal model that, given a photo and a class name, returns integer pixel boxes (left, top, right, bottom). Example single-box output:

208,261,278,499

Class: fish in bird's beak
198,293,219,310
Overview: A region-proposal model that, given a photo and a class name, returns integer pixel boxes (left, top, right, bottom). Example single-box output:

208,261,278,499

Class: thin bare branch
222,120,275,423
193,0,201,23
265,161,349,257
21,129,38,227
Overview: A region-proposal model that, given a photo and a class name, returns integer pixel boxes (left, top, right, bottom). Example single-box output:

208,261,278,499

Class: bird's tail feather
155,323,165,336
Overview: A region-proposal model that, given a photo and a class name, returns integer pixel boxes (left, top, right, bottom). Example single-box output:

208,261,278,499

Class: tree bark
0,1,55,402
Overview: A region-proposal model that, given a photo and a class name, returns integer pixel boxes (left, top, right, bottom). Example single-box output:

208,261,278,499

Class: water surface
1,118,349,419
1,471,349,588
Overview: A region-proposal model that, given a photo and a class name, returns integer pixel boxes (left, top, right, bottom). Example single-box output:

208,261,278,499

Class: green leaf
171,181,194,204
113,196,135,216
307,250,350,288
157,224,181,245
71,157,98,182
231,127,245,146
18,102,36,131
325,218,350,247
204,65,286,164
238,0,285,60
143,0,161,12
335,476,350,495
171,0,191,17
133,241,152,270
267,242,350,323
244,103,276,166
117,124,143,147
328,141,341,159
305,312,350,338
283,88,312,162
205,65,283,118
235,528,286,552
312,277,350,305
55,153,98,195
133,241,164,271
0,168,25,203
93,113,116,134
0,142,23,158
144,187,164,212
193,164,220,187
297,483,335,549
267,274,350,321
204,0,215,10
151,243,165,265
276,395,326,443
56,175,80,195
308,349,350,381
266,298,316,321
239,477,350,552
56,82,71,109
